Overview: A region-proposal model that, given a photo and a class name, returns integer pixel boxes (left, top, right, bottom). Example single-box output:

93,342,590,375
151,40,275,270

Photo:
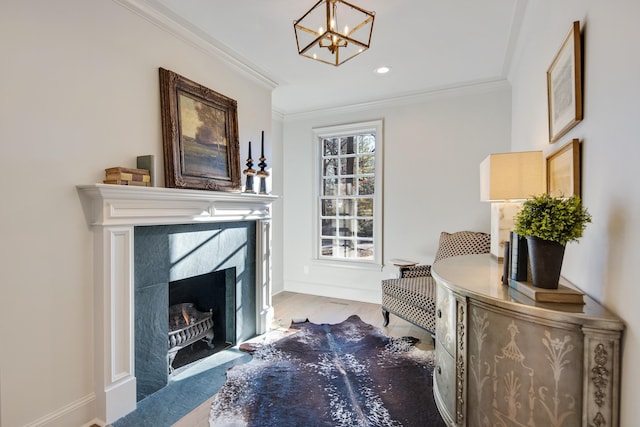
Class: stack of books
104,166,151,186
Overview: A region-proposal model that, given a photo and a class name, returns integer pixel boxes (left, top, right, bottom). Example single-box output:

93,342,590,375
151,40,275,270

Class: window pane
339,178,355,195
356,239,374,259
321,199,336,216
358,177,374,195
357,219,373,238
337,239,354,258
340,137,355,155
358,136,375,154
323,178,337,196
323,139,338,156
357,198,373,216
358,155,375,174
321,219,336,236
323,159,337,177
337,199,354,216
338,219,355,236
321,239,335,256
340,157,356,175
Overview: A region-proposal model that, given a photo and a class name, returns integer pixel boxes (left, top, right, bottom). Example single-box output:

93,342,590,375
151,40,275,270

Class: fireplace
134,221,257,401
77,184,276,425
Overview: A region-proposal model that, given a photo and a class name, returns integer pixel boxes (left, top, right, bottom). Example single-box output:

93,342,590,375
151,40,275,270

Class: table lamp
480,151,543,260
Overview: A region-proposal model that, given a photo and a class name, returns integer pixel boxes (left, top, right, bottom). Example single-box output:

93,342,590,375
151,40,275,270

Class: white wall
271,116,285,295
0,0,273,425
508,1,640,425
281,83,512,304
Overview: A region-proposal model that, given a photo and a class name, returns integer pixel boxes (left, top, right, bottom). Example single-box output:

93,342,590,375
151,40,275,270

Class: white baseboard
283,280,382,304
23,393,99,427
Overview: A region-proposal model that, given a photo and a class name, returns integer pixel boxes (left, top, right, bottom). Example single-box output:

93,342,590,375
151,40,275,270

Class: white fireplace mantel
77,184,277,424
77,183,278,226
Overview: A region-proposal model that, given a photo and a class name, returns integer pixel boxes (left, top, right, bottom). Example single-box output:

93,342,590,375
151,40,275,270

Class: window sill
312,258,383,272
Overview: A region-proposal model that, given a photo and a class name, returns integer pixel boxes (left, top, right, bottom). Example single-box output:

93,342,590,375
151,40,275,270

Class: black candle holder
257,169,269,194
243,141,256,193
257,131,270,194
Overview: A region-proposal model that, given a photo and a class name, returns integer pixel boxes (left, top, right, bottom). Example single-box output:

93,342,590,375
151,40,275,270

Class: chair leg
381,307,390,327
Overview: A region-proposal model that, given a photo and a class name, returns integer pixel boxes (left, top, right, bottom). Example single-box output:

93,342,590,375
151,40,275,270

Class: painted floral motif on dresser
467,305,582,427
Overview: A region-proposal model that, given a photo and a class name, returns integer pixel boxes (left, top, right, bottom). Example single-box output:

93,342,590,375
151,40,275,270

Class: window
313,120,383,267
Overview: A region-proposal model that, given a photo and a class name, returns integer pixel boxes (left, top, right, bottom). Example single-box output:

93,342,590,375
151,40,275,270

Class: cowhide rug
209,315,445,427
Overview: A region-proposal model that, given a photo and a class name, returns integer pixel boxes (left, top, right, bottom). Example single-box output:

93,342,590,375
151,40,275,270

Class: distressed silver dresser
431,254,623,427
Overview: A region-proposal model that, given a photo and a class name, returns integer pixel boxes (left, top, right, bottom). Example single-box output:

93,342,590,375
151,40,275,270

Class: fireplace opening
168,267,236,373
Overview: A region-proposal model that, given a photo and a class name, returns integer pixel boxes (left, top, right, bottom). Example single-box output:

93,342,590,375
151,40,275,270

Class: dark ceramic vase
526,236,565,289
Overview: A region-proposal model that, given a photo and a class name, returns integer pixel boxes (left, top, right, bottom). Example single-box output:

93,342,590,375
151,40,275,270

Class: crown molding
113,0,278,91
271,109,285,123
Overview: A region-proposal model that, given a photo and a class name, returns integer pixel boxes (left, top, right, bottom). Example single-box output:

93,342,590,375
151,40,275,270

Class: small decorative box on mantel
103,166,150,187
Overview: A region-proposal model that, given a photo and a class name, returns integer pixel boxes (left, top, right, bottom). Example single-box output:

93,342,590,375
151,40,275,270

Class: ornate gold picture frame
547,21,582,143
159,68,240,191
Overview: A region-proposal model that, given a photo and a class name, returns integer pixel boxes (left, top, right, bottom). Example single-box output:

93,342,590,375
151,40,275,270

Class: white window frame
312,120,383,269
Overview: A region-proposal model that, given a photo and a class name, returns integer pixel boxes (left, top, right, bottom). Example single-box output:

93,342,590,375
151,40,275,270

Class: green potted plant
513,193,592,289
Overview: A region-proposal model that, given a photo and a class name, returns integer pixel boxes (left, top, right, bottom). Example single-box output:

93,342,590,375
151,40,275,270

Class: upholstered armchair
381,231,491,337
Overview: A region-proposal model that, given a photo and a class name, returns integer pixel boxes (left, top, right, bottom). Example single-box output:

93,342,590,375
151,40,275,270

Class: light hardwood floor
172,291,435,427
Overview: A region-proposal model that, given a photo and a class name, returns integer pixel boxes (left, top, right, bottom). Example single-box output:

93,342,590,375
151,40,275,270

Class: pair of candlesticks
243,131,269,194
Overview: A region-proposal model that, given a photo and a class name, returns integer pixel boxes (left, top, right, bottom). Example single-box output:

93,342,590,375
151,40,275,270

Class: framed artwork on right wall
546,138,581,197
547,21,583,143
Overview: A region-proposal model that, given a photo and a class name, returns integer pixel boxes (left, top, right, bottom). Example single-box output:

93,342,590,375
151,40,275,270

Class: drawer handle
436,365,442,375
437,309,442,318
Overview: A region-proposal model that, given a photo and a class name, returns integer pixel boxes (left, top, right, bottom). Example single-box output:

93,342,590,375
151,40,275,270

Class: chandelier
293,0,375,66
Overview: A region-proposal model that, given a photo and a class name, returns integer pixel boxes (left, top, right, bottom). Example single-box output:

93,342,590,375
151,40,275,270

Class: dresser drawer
435,281,456,356
434,339,456,422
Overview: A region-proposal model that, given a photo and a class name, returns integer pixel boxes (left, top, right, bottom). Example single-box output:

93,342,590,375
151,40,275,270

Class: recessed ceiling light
374,66,391,75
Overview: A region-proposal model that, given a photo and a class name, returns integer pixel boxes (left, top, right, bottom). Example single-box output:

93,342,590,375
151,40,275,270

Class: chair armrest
399,264,432,278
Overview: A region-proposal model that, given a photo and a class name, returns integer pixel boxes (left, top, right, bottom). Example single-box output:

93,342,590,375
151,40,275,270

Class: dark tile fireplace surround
77,184,276,425
134,221,256,401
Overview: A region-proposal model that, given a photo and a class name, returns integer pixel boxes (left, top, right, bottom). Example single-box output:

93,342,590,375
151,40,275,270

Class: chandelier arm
325,0,332,32
295,24,320,36
348,16,373,35
338,0,375,17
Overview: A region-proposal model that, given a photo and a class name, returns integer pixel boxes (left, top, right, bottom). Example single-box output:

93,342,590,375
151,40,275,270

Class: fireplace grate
168,303,214,372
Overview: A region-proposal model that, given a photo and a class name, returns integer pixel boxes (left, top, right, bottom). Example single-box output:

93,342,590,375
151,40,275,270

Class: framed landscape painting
547,21,583,143
159,68,240,191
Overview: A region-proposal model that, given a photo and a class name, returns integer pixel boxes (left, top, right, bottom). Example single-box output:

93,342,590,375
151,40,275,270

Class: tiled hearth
77,184,276,425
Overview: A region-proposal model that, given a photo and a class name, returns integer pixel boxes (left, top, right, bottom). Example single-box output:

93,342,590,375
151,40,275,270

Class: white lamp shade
480,151,544,201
